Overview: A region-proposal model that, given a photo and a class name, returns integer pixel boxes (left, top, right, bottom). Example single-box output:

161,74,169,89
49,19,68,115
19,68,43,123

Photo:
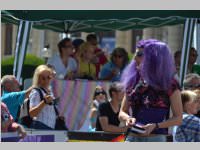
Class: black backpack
16,88,46,128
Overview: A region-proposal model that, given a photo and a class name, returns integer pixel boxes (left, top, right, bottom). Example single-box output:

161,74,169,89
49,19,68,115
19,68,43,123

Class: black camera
49,97,60,105
130,124,146,134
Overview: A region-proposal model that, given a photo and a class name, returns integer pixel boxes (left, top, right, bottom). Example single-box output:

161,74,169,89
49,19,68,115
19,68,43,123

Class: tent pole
13,21,32,84
179,18,197,87
196,21,200,65
13,20,23,77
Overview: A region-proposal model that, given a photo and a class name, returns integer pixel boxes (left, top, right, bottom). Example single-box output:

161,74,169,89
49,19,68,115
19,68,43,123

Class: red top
94,48,108,78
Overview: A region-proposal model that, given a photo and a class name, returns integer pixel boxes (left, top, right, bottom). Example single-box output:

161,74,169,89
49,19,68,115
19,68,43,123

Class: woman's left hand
142,123,156,135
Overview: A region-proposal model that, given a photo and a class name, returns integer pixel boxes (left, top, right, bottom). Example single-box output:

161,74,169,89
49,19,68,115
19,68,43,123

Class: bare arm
29,95,53,118
16,124,27,139
157,89,183,128
25,86,35,98
142,89,183,135
119,95,136,126
99,116,128,133
29,101,46,118
90,108,97,129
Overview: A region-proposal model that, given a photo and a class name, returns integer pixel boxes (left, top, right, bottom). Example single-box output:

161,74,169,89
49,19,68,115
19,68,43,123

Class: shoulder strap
35,87,59,117
15,88,47,122
34,87,48,101
54,105,59,117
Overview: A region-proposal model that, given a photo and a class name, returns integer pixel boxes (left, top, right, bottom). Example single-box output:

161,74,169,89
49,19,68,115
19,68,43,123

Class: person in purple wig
119,40,183,142
121,39,159,90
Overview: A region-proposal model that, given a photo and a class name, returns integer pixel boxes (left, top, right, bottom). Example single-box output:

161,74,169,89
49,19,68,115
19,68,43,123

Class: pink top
1,102,19,132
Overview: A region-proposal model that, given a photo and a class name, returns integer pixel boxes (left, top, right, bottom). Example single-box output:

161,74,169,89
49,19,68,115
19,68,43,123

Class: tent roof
2,10,200,33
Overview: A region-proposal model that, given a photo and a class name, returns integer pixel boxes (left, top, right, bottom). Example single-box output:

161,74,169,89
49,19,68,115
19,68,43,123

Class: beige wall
115,30,133,53
44,30,60,56
143,24,183,54
167,25,183,53
1,24,184,58
1,24,61,58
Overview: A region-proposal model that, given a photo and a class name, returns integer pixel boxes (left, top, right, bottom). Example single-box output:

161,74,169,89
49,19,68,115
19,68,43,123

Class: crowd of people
1,35,200,142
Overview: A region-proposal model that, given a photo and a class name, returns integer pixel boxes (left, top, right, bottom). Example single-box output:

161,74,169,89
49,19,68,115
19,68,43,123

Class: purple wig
121,39,176,91
141,41,176,91
120,59,139,90
136,39,159,49
121,39,159,90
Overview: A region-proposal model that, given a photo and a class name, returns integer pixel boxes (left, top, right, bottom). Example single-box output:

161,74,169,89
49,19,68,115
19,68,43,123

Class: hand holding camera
44,95,59,105
126,117,136,127
43,95,54,104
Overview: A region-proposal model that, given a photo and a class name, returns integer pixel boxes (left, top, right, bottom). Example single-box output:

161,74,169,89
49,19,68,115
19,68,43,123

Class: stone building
1,23,184,59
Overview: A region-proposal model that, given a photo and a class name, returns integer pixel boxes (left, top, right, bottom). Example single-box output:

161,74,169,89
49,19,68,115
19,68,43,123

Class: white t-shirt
29,89,57,129
47,54,77,79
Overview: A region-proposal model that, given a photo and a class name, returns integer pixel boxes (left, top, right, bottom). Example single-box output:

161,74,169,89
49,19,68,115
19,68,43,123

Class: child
174,90,200,142
1,102,26,138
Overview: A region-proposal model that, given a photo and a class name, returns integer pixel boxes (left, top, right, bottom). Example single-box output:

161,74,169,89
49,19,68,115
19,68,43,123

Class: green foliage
128,52,134,62
1,54,45,80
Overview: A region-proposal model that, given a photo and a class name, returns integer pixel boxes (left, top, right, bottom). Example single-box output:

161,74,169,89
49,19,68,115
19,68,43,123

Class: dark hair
108,82,124,98
86,34,97,42
190,47,198,55
174,50,181,58
111,47,129,69
72,39,84,49
190,47,196,51
57,37,71,55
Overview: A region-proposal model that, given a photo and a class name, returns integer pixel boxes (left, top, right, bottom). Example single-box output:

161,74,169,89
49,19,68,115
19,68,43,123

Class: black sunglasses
114,54,123,58
95,91,106,96
136,51,144,57
41,75,52,81
63,45,74,49
184,84,200,89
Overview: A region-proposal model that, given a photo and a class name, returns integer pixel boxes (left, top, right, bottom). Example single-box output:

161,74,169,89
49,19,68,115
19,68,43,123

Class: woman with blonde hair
89,85,108,131
80,85,108,131
76,42,96,80
29,65,57,129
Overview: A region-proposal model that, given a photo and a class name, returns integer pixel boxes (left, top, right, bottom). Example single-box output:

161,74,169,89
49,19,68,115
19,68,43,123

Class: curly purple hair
121,40,176,91
136,39,159,49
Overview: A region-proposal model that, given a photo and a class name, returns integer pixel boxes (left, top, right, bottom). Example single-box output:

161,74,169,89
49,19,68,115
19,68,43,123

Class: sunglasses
63,45,74,49
95,91,106,96
114,54,123,58
41,75,52,81
185,84,200,89
136,51,144,57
